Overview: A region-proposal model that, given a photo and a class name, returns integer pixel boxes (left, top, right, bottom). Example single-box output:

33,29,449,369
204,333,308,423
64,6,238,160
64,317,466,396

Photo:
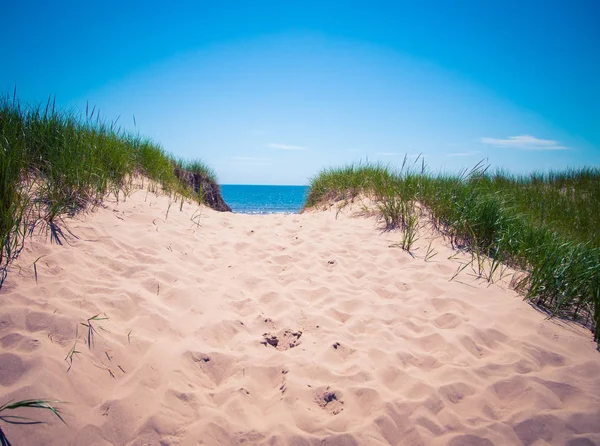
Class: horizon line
221,183,309,187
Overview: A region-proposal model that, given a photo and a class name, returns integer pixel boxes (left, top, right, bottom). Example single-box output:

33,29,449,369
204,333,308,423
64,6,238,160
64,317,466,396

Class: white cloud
447,150,482,157
480,135,568,151
267,143,308,151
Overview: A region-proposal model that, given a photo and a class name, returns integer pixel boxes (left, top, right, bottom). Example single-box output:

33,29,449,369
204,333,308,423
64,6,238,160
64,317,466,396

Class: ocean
220,185,309,214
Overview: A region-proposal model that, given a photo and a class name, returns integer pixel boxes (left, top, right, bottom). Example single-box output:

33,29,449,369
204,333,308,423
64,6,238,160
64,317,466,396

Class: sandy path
1,189,599,445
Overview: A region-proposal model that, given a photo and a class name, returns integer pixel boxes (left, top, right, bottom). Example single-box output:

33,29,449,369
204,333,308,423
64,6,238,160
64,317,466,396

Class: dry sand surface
1,187,600,446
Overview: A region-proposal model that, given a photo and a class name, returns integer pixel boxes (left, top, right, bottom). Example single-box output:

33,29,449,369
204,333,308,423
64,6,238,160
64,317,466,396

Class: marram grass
305,159,600,348
0,92,214,285
0,399,65,446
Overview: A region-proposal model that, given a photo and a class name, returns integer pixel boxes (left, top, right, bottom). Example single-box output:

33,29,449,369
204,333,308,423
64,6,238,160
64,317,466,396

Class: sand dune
1,188,599,445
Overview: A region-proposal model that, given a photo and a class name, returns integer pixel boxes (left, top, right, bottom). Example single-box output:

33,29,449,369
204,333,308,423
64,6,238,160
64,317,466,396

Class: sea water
220,185,308,214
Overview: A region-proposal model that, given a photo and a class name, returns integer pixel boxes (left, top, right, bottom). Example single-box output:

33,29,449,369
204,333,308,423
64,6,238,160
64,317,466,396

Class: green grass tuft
0,398,66,446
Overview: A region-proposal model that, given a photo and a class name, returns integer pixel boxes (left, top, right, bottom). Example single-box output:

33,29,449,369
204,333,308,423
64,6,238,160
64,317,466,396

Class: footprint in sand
314,386,344,415
329,341,357,361
0,333,41,352
433,312,463,329
261,329,302,351
186,351,237,386
0,353,34,386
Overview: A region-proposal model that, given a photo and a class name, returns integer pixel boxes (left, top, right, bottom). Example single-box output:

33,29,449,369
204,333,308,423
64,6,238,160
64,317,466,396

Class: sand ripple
1,190,599,445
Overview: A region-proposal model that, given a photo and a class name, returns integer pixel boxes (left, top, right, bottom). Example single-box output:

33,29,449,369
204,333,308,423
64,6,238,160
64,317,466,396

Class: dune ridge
1,189,599,445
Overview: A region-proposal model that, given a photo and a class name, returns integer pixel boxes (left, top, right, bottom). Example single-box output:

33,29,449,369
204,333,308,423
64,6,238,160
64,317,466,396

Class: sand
1,187,599,446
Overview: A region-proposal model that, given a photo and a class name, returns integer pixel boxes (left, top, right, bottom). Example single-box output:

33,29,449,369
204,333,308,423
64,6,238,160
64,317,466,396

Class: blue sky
3,0,599,184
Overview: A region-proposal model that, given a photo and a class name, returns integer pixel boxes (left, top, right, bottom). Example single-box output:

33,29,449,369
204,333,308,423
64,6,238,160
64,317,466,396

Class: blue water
220,185,309,214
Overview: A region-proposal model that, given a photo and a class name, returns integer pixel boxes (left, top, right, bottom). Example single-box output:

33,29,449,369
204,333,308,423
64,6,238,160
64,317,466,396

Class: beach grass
0,92,215,285
0,398,65,446
305,159,600,347
176,159,217,184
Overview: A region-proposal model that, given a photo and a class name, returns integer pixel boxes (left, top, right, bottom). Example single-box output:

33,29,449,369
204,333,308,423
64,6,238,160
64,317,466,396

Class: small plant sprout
91,362,116,379
64,340,81,373
31,256,46,284
80,314,108,350
401,207,419,252
190,209,202,229
450,260,473,282
424,241,438,262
